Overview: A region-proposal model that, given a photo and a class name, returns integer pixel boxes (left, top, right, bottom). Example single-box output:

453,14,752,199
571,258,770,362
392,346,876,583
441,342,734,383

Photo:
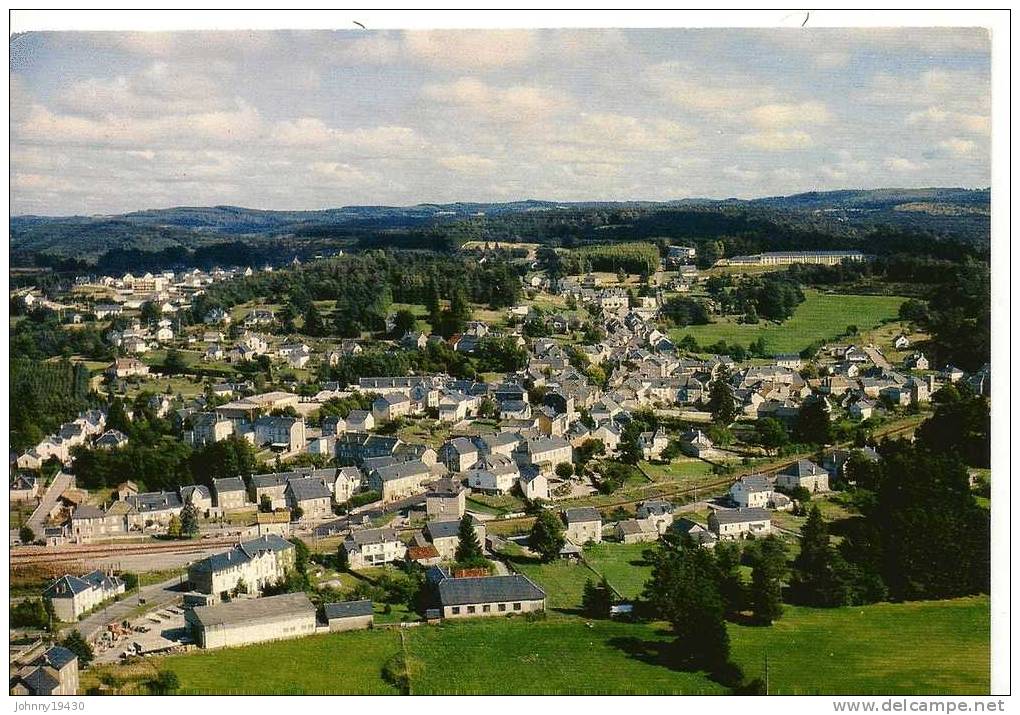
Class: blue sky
9,27,990,215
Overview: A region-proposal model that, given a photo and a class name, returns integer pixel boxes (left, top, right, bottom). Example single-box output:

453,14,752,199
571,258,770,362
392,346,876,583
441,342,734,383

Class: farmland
669,289,906,354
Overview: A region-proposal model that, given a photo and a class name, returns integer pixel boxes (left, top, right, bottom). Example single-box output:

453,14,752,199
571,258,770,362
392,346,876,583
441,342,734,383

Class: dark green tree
61,629,94,666
19,525,35,544
708,378,737,426
455,515,484,565
748,536,787,625
794,400,832,445
179,502,200,538
581,577,614,619
714,541,745,618
529,510,566,562
642,533,732,674
303,302,326,337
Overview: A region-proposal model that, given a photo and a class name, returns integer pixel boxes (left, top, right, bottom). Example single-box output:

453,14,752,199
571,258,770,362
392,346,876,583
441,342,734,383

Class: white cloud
643,62,778,114
748,101,831,130
939,137,976,156
739,131,813,151
404,30,535,69
885,156,923,172
422,77,572,123
437,154,497,174
906,106,990,135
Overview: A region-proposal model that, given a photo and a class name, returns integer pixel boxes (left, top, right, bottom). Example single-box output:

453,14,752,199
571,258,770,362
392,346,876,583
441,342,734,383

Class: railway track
10,537,237,567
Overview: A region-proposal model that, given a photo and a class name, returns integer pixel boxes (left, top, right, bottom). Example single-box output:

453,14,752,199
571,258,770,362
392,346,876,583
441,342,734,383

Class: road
864,345,892,370
70,576,187,642
26,471,73,535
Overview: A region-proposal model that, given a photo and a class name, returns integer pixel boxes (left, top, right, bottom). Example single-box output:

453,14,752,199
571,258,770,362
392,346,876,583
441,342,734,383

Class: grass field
509,557,597,612
161,629,402,695
406,617,725,695
669,290,906,354
86,595,988,695
640,459,718,484
729,596,990,695
583,542,654,599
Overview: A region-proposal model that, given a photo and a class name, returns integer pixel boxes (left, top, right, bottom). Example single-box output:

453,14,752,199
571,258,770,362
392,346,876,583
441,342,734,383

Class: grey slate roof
41,646,77,670
212,476,246,494
324,600,374,620
564,507,601,524
437,574,546,606
781,459,826,478
287,478,332,501
190,592,315,628
711,507,770,524
71,504,105,520
126,491,182,513
425,518,474,541
21,667,61,694
373,460,430,482
44,575,92,598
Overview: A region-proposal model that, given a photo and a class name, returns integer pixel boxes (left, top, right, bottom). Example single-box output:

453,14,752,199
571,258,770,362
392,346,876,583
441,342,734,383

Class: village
9,243,992,696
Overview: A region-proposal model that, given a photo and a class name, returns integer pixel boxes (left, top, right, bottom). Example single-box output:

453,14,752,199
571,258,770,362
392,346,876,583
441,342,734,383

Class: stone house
343,528,406,569
425,517,486,561
212,477,249,511
563,507,603,544
708,507,772,540
43,571,125,622
187,534,295,598
368,460,433,502
775,459,830,493
10,646,79,696
428,567,546,620
426,477,466,520
324,600,374,632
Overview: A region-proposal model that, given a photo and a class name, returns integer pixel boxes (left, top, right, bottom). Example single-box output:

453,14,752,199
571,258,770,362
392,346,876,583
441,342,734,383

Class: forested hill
10,187,989,271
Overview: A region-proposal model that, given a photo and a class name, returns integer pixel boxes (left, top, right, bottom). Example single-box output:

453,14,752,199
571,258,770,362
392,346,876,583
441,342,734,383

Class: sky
9,27,991,215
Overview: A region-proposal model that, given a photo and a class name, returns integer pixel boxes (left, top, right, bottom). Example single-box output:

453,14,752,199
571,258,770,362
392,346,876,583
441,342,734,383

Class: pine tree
303,303,326,337
642,532,731,672
714,541,745,618
708,377,737,425
455,515,484,565
179,503,199,538
749,536,787,625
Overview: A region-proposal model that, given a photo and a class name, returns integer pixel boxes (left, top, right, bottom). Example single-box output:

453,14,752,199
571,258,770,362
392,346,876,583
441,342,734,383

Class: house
106,357,150,379
849,399,876,421
180,485,213,515
614,518,660,544
591,422,624,454
253,416,307,451
343,410,375,433
893,334,910,349
425,517,486,561
43,570,125,622
95,429,129,450
343,528,406,569
636,499,674,533
426,477,467,520
475,431,522,458
905,352,930,371
428,567,546,620
775,354,803,369
729,474,774,509
285,478,333,521
187,534,295,597
671,518,718,548
514,436,573,475
563,507,603,544
519,469,549,501
324,600,374,632
332,467,363,504
69,504,111,543
368,460,433,502
125,491,183,529
186,592,316,650
212,477,249,512
439,437,480,473
465,454,520,495
10,474,39,502
678,429,713,457
499,400,532,420
10,646,79,696
639,428,669,460
775,459,830,493
708,507,772,540
372,394,412,423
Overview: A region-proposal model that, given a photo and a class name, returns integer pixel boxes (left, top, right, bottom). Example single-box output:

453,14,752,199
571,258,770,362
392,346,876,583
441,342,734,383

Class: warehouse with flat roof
185,592,317,649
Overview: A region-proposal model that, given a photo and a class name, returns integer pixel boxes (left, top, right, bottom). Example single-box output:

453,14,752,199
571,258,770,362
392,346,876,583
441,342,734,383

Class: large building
343,528,406,569
428,567,546,620
43,570,125,622
185,592,317,650
719,251,868,267
187,534,296,598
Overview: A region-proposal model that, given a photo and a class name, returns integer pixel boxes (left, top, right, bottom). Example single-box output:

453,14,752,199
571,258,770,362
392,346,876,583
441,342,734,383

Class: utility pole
764,648,769,695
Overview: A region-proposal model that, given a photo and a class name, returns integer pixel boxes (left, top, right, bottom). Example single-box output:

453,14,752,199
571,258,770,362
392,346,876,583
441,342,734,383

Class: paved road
26,471,73,535
70,576,187,642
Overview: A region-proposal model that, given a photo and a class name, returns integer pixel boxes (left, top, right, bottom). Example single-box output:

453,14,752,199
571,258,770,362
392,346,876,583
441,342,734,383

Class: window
513,602,522,611
467,606,476,614
482,604,491,613
498,603,506,612
451,607,460,615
